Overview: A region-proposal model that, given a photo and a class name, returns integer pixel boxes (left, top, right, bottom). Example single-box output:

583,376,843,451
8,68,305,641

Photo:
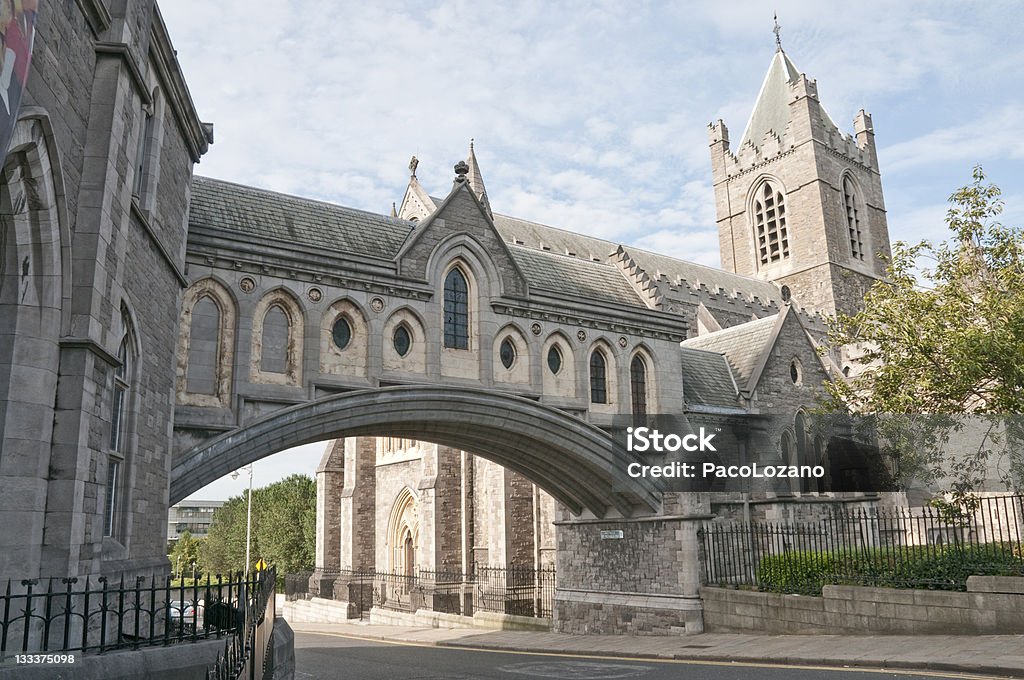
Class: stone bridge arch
169,385,662,518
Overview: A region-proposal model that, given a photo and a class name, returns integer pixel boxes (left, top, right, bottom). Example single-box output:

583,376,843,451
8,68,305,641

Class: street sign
254,558,268,571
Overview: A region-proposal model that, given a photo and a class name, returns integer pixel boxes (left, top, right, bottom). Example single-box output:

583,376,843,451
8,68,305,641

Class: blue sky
161,1,1024,501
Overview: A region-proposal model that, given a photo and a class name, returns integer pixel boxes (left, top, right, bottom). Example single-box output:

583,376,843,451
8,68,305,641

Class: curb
437,639,1023,678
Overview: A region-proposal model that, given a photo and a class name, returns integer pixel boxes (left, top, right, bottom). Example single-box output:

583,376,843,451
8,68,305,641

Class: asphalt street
293,631,996,680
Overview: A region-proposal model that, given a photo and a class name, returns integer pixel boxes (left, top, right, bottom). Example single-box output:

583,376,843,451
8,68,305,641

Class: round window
393,326,411,357
499,338,516,369
790,358,802,385
547,345,562,374
332,316,352,350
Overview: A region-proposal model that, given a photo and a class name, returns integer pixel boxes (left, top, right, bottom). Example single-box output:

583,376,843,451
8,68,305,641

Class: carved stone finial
781,284,792,303
773,12,782,51
409,156,419,178
454,160,469,182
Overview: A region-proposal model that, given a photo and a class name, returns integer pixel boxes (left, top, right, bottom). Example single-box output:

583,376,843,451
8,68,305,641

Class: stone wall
0,0,208,581
552,494,708,635
702,576,1024,635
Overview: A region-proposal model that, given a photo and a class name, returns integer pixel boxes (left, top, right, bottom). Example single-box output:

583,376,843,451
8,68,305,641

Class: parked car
167,599,203,633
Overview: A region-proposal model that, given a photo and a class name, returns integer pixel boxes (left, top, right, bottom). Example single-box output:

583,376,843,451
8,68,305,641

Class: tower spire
773,13,782,51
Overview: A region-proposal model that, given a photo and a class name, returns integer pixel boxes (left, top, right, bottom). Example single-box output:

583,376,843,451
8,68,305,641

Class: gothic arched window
110,338,130,454
590,350,608,404
754,181,789,265
630,355,647,418
107,309,136,538
843,176,864,260
260,304,290,373
443,268,469,349
187,295,220,395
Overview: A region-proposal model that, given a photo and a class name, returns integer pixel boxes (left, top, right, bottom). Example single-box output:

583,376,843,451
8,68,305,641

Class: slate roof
740,49,838,149
189,176,780,309
680,314,779,387
679,347,741,410
493,215,782,304
508,244,643,306
190,176,415,260
493,215,619,263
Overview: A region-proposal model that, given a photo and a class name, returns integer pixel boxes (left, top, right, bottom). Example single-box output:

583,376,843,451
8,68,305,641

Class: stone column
334,437,376,615
552,492,710,635
416,444,464,612
311,440,344,596
472,459,539,569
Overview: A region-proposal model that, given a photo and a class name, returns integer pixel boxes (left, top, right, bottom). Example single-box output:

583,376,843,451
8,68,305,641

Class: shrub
756,542,1024,594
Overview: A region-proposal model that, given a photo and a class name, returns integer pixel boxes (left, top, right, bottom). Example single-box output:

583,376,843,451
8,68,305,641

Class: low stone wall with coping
702,576,1024,634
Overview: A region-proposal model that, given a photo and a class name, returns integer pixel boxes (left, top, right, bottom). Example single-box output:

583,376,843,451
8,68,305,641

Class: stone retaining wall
702,576,1024,635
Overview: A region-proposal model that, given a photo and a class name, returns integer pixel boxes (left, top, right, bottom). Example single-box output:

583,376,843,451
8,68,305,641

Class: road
293,631,994,680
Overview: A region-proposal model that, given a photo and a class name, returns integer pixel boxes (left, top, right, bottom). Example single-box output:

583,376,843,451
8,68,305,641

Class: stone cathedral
301,43,892,588
0,1,894,634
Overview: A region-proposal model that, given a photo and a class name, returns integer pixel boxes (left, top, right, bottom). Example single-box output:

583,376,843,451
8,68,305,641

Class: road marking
295,630,1012,680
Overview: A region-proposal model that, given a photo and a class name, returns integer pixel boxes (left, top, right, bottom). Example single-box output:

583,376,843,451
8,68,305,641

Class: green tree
202,496,248,576
169,530,203,579
201,474,317,576
824,167,1024,492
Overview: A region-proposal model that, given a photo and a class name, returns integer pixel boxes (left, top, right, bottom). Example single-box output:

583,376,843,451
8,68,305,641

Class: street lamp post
231,464,254,580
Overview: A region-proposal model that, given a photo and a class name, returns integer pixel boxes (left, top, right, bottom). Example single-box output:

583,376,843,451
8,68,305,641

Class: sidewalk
287,619,1024,678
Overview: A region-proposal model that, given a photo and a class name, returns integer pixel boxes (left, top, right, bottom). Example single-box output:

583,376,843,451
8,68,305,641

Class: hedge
756,543,1024,594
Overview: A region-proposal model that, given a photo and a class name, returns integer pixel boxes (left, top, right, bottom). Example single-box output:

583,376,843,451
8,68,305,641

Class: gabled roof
679,347,742,411
681,313,781,390
395,179,531,299
740,49,838,149
190,176,414,260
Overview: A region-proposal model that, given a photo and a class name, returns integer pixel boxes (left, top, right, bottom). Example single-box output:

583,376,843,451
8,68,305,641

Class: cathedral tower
709,35,891,317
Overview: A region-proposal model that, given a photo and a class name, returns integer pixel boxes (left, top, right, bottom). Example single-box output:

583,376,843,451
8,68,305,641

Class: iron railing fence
206,567,276,680
287,565,556,619
700,495,1024,595
476,565,556,618
283,572,313,601
0,569,263,662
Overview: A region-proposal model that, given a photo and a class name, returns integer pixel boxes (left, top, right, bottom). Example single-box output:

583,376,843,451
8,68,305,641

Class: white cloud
879,106,1024,174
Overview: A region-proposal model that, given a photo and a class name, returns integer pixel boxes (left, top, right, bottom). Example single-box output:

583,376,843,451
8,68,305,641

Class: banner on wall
0,0,38,162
